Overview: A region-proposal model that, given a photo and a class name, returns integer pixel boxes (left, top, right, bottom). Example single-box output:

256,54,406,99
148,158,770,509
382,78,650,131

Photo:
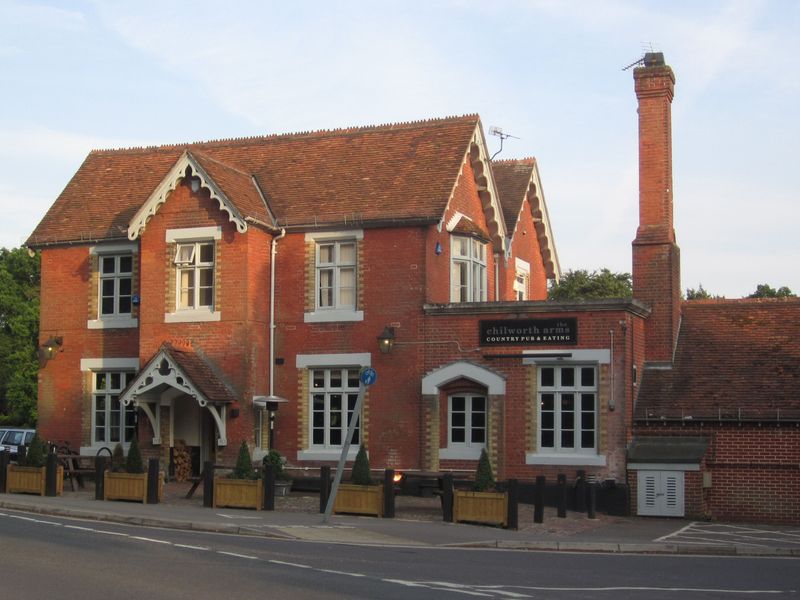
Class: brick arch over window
421,361,505,396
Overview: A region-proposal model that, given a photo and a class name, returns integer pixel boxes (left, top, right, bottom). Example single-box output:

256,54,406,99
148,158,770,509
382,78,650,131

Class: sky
1,0,797,298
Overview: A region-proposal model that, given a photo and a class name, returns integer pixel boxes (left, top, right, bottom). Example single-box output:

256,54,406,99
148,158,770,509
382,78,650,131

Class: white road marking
318,568,366,577
508,585,788,594
131,536,172,544
64,525,98,532
8,515,62,526
268,559,313,569
174,544,210,551
217,551,258,559
655,521,696,542
216,513,262,519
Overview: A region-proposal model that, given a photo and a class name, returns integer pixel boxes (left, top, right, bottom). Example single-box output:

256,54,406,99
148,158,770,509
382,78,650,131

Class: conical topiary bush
125,436,144,474
232,440,257,480
473,448,495,491
111,442,126,473
351,445,372,485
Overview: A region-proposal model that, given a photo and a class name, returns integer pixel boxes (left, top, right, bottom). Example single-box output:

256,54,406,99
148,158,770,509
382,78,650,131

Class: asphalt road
1,510,797,599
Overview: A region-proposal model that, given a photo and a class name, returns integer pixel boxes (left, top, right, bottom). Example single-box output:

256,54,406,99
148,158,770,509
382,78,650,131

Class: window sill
81,443,131,456
88,317,138,330
304,310,364,323
526,453,607,467
297,448,360,462
165,310,221,323
439,447,484,461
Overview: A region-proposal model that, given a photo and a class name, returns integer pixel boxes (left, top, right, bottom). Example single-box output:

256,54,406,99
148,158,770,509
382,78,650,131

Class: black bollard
146,458,160,504
203,461,215,508
588,482,597,519
383,469,395,519
506,478,518,530
576,470,587,513
45,451,58,497
95,455,107,500
319,466,331,513
557,473,567,518
263,464,276,511
534,475,545,523
0,449,9,493
442,473,454,523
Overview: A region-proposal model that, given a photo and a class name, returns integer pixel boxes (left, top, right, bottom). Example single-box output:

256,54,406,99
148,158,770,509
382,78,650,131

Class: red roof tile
636,299,800,421
27,116,482,246
491,158,536,234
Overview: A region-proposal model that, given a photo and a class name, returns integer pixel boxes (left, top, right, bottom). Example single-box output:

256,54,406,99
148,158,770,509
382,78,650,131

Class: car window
5,431,23,445
0,430,8,444
24,432,34,444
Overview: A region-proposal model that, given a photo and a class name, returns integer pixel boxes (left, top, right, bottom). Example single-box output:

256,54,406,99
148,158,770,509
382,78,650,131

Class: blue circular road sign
360,367,378,386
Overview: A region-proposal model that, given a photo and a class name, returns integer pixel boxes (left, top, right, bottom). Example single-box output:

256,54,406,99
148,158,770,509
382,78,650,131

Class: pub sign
479,318,577,345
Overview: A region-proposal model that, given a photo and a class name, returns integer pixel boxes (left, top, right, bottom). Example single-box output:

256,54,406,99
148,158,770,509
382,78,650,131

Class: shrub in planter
214,442,262,510
454,448,507,527
6,434,63,496
262,449,292,496
335,445,383,517
104,440,162,503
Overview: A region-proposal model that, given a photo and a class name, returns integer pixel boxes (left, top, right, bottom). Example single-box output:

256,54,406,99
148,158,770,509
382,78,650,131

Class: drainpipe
263,228,286,450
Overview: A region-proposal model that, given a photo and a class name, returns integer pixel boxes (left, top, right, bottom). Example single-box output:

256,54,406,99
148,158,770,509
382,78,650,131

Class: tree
0,247,40,426
548,269,632,300
473,448,495,492
748,284,795,298
685,284,724,300
351,445,373,485
232,440,257,479
125,436,144,474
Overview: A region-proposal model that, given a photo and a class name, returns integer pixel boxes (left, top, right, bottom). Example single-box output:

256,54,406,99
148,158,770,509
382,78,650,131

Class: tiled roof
163,343,239,404
635,299,800,421
27,116,483,246
491,158,536,234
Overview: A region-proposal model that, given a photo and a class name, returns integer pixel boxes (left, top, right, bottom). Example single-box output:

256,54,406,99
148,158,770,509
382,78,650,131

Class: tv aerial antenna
621,42,659,71
488,126,520,160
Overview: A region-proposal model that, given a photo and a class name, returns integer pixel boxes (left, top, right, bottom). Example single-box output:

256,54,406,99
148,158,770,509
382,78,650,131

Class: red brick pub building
27,54,799,523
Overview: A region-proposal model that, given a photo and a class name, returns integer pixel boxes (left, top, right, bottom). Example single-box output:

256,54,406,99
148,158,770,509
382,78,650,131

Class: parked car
0,428,36,460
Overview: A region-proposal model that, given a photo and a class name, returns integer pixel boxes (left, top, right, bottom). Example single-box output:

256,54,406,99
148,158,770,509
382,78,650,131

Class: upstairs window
175,241,215,310
316,240,356,310
451,236,487,302
99,254,133,317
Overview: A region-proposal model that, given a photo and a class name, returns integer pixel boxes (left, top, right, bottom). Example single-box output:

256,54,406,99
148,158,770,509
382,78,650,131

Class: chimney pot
643,52,665,67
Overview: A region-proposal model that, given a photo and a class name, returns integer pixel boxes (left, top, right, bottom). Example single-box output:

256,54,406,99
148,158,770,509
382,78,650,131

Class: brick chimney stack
632,52,681,364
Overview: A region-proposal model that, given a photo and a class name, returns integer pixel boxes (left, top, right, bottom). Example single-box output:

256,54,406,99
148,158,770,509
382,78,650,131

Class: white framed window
304,231,363,323
316,240,356,310
176,241,215,310
165,227,221,323
442,393,486,459
89,243,138,329
93,371,136,446
537,365,597,455
514,258,530,301
309,368,361,450
451,236,487,302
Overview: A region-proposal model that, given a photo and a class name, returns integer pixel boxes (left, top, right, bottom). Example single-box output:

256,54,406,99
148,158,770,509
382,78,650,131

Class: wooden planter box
6,465,63,496
454,490,508,527
213,478,263,510
104,471,163,503
334,483,384,517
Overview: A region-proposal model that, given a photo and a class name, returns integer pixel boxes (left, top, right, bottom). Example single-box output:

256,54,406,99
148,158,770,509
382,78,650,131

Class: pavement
1,482,799,557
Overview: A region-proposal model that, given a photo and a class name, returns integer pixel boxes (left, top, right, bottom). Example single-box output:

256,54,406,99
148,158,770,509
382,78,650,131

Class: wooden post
557,473,567,518
506,479,518,530
383,469,395,519
442,473,454,523
263,464,276,511
319,466,331,513
45,451,58,497
146,458,159,504
95,456,107,500
203,461,214,508
534,475,545,524
0,450,9,493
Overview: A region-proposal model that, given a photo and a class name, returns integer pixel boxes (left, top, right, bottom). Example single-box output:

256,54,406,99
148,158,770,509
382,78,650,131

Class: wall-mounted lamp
377,326,395,354
253,395,289,449
38,336,63,367
434,241,442,255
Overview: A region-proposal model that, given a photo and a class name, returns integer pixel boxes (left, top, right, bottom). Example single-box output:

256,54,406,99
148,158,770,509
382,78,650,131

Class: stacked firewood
173,440,191,482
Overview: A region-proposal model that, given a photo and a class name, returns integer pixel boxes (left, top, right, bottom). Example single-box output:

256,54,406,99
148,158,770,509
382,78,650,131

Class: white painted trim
514,257,530,273
165,310,221,323
296,353,371,368
439,447,483,461
304,229,364,242
304,309,364,323
523,349,610,365
297,448,359,461
526,453,607,467
166,226,222,242
421,361,505,395
87,317,138,330
445,211,468,232
628,463,700,472
81,358,140,371
89,242,138,255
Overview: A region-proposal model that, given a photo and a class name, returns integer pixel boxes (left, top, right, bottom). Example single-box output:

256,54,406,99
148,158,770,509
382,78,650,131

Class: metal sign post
322,367,377,523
